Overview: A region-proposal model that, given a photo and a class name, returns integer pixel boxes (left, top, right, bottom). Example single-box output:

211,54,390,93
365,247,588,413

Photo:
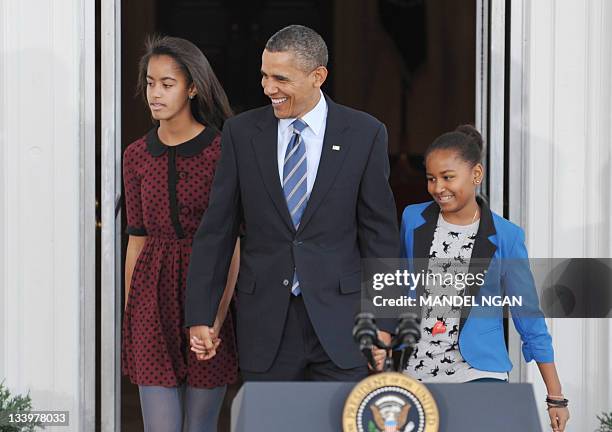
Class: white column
0,0,95,430
509,0,612,430
100,0,122,430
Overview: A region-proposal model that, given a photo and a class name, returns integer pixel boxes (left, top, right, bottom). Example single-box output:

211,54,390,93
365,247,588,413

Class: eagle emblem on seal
369,395,415,432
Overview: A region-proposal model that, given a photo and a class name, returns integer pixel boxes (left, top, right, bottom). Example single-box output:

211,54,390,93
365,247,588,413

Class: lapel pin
332,145,341,151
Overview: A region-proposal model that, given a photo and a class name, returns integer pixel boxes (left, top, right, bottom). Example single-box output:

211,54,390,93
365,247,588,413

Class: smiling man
185,25,399,381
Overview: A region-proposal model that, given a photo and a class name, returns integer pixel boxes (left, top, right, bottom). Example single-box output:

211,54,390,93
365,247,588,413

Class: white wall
0,0,95,430
509,0,612,430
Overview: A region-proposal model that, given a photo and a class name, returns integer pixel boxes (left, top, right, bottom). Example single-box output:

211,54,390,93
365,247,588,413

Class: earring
189,94,196,100
475,179,480,184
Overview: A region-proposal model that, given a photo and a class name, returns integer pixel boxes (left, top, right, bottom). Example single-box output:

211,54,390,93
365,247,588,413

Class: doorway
106,1,477,430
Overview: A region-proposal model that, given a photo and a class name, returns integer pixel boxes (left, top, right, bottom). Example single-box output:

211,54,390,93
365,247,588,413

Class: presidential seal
342,372,439,432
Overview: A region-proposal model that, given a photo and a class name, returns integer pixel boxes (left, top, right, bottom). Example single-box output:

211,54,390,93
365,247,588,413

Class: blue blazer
400,199,554,372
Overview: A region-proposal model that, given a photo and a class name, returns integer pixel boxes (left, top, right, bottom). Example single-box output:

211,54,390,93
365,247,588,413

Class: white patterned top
404,214,508,383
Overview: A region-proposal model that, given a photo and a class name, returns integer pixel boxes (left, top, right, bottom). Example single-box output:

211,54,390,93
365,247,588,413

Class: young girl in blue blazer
398,125,569,431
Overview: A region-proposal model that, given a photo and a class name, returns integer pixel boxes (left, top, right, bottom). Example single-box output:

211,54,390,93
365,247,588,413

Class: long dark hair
137,35,233,130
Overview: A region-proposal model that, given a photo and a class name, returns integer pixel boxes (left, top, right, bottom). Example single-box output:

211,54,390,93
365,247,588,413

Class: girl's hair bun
455,124,483,152
425,124,484,166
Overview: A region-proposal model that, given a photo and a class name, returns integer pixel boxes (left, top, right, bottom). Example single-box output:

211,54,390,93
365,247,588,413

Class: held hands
189,324,221,361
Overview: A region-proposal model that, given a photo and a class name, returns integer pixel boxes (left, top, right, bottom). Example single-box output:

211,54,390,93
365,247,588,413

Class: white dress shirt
277,91,328,195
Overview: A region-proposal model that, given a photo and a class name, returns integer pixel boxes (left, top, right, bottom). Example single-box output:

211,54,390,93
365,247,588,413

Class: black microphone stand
353,313,421,373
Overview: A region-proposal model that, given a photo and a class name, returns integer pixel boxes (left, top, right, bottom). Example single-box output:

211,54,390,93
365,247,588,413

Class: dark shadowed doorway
119,1,475,430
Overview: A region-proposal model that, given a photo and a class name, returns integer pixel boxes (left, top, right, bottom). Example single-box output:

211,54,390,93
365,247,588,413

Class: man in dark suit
186,25,399,381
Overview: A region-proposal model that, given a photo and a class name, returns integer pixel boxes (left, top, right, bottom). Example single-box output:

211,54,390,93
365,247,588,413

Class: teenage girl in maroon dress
122,35,238,432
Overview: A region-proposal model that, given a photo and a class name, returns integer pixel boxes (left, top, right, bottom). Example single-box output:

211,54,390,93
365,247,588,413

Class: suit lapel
251,106,296,233
296,96,350,234
459,198,497,331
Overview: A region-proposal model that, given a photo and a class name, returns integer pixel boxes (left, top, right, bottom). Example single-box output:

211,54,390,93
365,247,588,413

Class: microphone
392,313,421,371
352,312,380,369
393,313,421,347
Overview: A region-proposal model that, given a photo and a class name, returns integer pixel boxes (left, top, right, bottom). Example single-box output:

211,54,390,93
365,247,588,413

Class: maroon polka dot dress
122,126,238,388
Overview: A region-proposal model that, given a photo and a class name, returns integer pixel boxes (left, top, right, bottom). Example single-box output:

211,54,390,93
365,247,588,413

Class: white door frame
505,0,529,384
476,0,525,383
80,0,98,429
101,0,122,431
476,0,506,215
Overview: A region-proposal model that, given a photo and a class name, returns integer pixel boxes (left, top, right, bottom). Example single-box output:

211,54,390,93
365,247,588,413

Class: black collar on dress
145,126,218,157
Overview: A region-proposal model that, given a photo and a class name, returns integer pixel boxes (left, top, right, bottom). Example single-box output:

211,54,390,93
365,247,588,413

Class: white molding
475,0,488,139
507,0,527,385
488,0,506,214
79,0,97,428
101,0,122,430
0,0,7,384
0,0,11,387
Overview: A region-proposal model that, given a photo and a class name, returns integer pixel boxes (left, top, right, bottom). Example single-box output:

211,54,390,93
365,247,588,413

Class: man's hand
378,330,391,346
189,325,221,361
371,331,392,371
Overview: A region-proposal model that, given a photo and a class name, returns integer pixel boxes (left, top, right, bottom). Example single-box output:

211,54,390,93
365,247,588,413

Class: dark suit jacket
185,95,400,372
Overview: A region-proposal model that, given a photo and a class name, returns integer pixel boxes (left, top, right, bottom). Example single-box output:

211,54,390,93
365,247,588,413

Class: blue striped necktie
283,119,308,295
